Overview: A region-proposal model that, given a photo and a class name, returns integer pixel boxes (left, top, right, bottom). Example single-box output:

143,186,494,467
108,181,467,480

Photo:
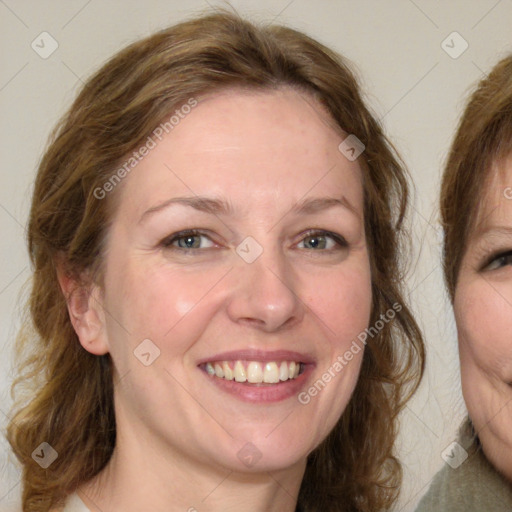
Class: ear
56,257,109,356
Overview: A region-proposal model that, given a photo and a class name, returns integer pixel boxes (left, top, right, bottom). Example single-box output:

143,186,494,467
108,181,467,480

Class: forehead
472,154,512,236
114,87,364,221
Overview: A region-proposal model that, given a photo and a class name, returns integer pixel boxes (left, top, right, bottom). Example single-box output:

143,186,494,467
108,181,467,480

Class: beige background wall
1,1,511,510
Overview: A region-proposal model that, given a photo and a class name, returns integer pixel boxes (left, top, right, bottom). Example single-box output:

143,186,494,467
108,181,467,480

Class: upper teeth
205,360,301,383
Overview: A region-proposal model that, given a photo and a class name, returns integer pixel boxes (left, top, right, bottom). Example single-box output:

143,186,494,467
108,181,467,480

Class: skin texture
58,87,372,511
454,155,512,482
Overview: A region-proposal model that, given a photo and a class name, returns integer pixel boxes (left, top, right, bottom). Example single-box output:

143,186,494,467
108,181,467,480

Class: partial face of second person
82,88,372,477
454,154,512,480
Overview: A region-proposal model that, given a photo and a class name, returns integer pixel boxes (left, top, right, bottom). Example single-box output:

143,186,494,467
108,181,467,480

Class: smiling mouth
202,360,305,384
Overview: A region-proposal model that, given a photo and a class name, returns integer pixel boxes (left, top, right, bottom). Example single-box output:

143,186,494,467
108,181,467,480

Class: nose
226,245,304,332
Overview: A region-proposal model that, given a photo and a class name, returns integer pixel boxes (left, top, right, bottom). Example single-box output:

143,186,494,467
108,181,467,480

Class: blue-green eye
161,229,347,253
162,230,215,250
297,231,347,250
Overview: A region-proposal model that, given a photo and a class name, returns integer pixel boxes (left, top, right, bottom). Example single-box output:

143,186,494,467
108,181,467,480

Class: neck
78,429,305,512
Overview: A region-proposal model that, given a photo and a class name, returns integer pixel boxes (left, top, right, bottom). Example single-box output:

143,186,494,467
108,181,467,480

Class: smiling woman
6,10,424,512
416,55,512,511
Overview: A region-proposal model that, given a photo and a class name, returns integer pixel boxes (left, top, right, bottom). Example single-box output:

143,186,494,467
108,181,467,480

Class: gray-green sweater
415,420,512,511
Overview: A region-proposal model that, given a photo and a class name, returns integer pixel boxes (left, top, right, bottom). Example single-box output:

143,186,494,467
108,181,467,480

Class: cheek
103,259,228,357
305,262,372,351
456,285,512,380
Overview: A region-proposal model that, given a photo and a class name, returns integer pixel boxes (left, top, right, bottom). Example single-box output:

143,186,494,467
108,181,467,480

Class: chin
205,434,312,475
230,450,308,474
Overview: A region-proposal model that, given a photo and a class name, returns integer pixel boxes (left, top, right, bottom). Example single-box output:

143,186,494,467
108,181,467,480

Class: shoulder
415,442,512,511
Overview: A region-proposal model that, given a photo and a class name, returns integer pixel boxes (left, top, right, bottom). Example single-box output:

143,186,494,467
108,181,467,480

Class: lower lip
200,365,314,403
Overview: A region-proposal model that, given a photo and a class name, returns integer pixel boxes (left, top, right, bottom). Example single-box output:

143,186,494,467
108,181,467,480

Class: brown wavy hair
6,10,424,512
441,54,512,299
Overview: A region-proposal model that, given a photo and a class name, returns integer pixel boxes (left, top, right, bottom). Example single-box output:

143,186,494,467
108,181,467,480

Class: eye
482,250,512,271
161,230,216,251
296,230,347,250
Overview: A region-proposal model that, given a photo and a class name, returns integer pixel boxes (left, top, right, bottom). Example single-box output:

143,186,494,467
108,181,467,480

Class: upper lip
197,349,315,365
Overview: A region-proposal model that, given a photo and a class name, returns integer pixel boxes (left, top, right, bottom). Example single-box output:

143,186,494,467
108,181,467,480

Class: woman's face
454,155,512,480
90,88,372,475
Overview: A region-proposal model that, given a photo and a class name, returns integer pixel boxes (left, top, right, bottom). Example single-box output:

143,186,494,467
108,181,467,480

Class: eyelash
161,229,216,252
481,249,512,271
297,230,348,251
160,229,348,253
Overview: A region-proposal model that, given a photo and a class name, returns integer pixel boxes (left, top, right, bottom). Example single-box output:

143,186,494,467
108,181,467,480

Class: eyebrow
290,196,359,217
139,196,232,224
139,195,359,224
473,225,512,241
